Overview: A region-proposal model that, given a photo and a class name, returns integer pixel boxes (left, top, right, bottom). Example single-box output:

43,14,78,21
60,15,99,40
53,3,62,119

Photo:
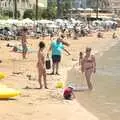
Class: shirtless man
21,28,28,59
81,48,96,90
37,41,47,89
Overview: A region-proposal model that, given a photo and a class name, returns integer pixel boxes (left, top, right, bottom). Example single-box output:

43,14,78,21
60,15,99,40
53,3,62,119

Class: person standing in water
81,48,96,90
37,41,48,89
21,28,28,59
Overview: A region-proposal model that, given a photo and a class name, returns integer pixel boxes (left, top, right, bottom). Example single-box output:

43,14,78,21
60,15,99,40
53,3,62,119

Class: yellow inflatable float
0,72,6,80
0,88,20,99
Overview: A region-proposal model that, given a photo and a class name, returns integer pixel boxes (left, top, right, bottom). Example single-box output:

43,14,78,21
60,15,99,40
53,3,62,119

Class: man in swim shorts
47,37,70,75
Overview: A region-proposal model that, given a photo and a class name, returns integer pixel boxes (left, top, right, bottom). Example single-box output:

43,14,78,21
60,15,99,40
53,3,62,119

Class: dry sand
0,30,119,120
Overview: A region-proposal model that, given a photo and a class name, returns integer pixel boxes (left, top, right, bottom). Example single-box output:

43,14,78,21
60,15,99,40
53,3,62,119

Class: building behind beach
70,0,120,12
110,0,120,16
0,0,47,18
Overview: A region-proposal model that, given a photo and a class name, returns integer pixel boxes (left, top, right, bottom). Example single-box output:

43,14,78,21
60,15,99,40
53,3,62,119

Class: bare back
21,33,27,45
37,49,45,69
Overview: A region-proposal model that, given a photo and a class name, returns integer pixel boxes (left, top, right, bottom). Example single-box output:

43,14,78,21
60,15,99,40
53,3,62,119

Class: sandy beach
0,29,119,120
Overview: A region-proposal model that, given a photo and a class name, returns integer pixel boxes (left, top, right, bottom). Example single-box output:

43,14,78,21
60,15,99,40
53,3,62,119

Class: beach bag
45,56,51,69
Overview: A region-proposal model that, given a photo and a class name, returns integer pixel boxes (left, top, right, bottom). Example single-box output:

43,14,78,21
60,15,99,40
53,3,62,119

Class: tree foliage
3,10,20,18
62,0,72,17
23,9,35,19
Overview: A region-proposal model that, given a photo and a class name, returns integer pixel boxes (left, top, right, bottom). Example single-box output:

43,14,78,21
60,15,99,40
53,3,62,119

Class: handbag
45,56,51,69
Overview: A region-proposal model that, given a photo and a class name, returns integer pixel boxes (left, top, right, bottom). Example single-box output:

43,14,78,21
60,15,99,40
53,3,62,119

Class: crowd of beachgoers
0,15,120,119
0,18,118,41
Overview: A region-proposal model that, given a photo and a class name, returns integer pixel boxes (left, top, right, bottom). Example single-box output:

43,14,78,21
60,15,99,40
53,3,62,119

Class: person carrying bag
45,55,51,70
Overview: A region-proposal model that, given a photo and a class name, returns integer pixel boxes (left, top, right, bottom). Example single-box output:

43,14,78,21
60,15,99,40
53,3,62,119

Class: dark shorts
52,55,61,63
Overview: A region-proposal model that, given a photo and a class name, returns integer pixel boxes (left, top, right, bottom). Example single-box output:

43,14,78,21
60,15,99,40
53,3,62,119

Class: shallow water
76,40,120,120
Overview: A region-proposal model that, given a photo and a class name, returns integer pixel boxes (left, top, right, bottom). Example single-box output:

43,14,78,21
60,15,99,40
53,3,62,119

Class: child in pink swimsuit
63,86,75,100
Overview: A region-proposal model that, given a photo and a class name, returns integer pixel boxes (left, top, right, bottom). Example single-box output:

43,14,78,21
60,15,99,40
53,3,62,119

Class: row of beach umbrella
70,8,101,11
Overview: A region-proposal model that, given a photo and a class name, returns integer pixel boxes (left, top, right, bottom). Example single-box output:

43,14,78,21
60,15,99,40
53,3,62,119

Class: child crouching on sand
37,41,48,89
63,86,75,100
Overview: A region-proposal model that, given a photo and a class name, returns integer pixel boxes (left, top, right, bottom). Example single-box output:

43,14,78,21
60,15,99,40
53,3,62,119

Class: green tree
3,10,20,18
56,0,72,18
62,0,72,17
23,9,35,19
13,0,17,19
32,1,57,20
41,7,57,19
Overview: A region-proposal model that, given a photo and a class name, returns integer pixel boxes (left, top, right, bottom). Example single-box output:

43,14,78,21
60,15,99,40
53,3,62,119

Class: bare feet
56,72,60,75
88,85,93,91
39,85,42,89
50,72,54,75
45,86,48,89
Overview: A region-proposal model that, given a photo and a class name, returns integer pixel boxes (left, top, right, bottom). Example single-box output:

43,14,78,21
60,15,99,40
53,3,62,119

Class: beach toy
0,88,21,99
56,81,64,88
0,72,6,80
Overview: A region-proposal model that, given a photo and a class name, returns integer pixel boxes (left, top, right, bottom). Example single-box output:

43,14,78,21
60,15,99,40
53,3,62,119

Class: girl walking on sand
37,41,48,89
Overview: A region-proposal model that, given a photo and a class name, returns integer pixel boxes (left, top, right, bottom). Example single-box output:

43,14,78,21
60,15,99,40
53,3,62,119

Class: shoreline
0,29,120,120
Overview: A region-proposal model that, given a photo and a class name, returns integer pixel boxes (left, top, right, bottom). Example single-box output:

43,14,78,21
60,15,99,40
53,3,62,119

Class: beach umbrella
64,20,69,24
85,8,93,11
69,8,76,11
38,20,54,24
70,8,76,11
55,19,63,23
112,18,120,21
70,18,78,24
92,20,102,26
67,25,73,29
77,8,84,11
98,8,101,11
22,18,34,24
6,19,19,25
0,20,6,25
47,24,59,28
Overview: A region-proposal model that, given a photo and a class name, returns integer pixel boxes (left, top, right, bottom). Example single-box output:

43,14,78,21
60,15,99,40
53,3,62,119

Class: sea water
76,39,120,120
